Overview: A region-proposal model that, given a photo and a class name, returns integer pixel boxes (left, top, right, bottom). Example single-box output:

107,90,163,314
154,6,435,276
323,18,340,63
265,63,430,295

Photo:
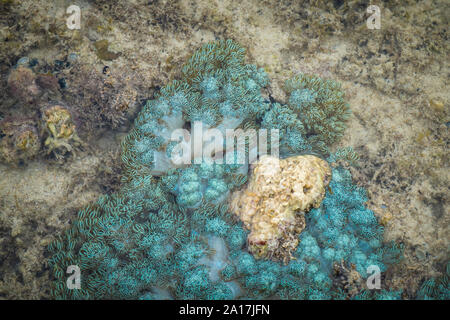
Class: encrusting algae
40,103,83,158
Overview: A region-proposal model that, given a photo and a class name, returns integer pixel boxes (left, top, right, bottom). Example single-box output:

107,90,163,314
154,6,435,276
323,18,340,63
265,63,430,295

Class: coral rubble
40,103,83,159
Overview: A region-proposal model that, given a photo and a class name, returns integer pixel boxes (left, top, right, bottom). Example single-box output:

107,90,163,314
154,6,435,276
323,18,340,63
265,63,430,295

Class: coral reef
284,74,350,153
260,74,350,155
121,39,269,181
47,40,404,300
1,59,75,164
0,0,447,300
0,52,145,164
416,261,449,300
230,155,331,262
0,151,121,299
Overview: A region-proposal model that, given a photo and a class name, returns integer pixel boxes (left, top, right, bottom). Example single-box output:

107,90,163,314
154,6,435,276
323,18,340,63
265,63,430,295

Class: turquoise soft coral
48,39,406,300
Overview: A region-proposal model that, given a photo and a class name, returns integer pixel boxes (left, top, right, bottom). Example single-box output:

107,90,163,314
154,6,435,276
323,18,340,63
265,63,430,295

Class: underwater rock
230,154,331,262
0,116,40,164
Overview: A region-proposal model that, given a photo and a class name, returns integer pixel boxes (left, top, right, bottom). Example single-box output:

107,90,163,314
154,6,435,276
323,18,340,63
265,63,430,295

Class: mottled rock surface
230,155,331,262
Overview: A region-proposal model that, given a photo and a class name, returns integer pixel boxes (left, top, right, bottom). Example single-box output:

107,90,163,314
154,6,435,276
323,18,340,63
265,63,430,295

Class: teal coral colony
48,39,407,300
